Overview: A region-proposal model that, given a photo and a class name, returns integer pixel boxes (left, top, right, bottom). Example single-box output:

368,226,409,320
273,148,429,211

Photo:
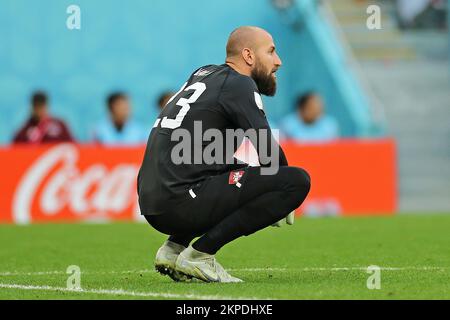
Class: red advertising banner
0,144,142,224
0,139,396,224
283,139,397,216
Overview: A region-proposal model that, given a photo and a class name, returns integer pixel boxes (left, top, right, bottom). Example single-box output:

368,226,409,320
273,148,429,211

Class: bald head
225,26,282,96
226,26,271,58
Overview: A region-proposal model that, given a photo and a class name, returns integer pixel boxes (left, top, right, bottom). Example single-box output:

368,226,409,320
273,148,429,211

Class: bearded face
250,58,277,97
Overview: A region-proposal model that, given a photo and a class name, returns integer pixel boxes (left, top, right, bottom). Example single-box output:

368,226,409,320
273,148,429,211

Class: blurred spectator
280,92,339,142
396,0,447,29
12,91,74,144
93,92,147,145
157,91,175,110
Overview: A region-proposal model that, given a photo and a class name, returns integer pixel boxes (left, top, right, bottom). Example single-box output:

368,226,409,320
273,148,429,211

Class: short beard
251,61,277,96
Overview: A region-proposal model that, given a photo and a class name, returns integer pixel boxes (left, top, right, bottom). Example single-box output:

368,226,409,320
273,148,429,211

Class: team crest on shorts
229,171,244,188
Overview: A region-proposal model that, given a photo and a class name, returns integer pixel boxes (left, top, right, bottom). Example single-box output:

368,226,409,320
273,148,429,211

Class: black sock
168,235,196,248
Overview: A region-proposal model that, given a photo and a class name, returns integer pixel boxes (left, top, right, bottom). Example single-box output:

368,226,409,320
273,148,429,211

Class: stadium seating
0,0,378,144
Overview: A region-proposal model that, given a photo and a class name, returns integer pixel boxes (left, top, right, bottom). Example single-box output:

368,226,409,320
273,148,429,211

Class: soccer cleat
175,246,243,283
154,240,193,282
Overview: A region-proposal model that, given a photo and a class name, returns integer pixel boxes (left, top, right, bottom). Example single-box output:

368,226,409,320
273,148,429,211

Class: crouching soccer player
137,26,311,283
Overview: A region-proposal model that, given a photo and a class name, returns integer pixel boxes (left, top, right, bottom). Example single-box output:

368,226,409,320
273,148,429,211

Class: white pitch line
0,271,65,276
227,268,288,272
0,283,261,300
0,266,447,277
228,266,449,272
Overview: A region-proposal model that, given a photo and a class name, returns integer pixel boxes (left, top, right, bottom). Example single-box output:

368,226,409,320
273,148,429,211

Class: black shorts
144,166,310,237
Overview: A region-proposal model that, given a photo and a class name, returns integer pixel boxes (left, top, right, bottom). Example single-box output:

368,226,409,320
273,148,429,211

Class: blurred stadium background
0,0,448,219
0,0,449,300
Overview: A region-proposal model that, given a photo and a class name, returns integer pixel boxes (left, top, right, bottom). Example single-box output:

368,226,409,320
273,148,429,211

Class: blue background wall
0,0,374,144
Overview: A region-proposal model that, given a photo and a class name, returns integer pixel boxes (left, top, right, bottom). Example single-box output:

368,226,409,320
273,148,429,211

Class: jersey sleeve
218,74,288,167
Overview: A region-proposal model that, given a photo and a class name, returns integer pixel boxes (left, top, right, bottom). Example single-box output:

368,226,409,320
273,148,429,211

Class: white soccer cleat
154,240,194,282
175,246,243,283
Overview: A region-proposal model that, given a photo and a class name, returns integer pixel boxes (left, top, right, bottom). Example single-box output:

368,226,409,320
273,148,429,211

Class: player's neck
225,61,251,77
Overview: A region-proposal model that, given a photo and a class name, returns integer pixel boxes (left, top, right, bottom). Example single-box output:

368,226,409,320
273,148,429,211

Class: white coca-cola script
12,144,139,224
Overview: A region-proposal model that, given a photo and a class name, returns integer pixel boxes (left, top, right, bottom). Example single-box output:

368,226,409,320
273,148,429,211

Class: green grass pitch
0,214,449,299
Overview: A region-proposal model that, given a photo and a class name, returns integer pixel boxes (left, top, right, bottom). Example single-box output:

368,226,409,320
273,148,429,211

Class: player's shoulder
191,64,222,77
190,64,256,92
188,64,227,83
221,65,258,98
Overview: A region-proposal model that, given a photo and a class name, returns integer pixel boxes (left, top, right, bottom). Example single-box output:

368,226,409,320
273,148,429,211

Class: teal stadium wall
0,0,375,144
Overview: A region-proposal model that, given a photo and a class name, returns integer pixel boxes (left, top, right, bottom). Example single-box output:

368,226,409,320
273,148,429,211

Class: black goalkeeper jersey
138,64,288,214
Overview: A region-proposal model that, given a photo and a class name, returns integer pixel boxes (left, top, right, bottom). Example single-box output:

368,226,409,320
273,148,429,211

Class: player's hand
272,211,295,227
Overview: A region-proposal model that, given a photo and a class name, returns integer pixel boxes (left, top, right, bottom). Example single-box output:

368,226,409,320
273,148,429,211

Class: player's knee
298,168,311,190
287,167,311,203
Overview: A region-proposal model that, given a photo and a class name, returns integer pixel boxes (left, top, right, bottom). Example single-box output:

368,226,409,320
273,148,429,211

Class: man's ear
241,48,255,66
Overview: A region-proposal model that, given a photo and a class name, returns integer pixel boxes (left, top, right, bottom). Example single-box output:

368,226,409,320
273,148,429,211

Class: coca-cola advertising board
0,144,142,224
0,139,397,224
